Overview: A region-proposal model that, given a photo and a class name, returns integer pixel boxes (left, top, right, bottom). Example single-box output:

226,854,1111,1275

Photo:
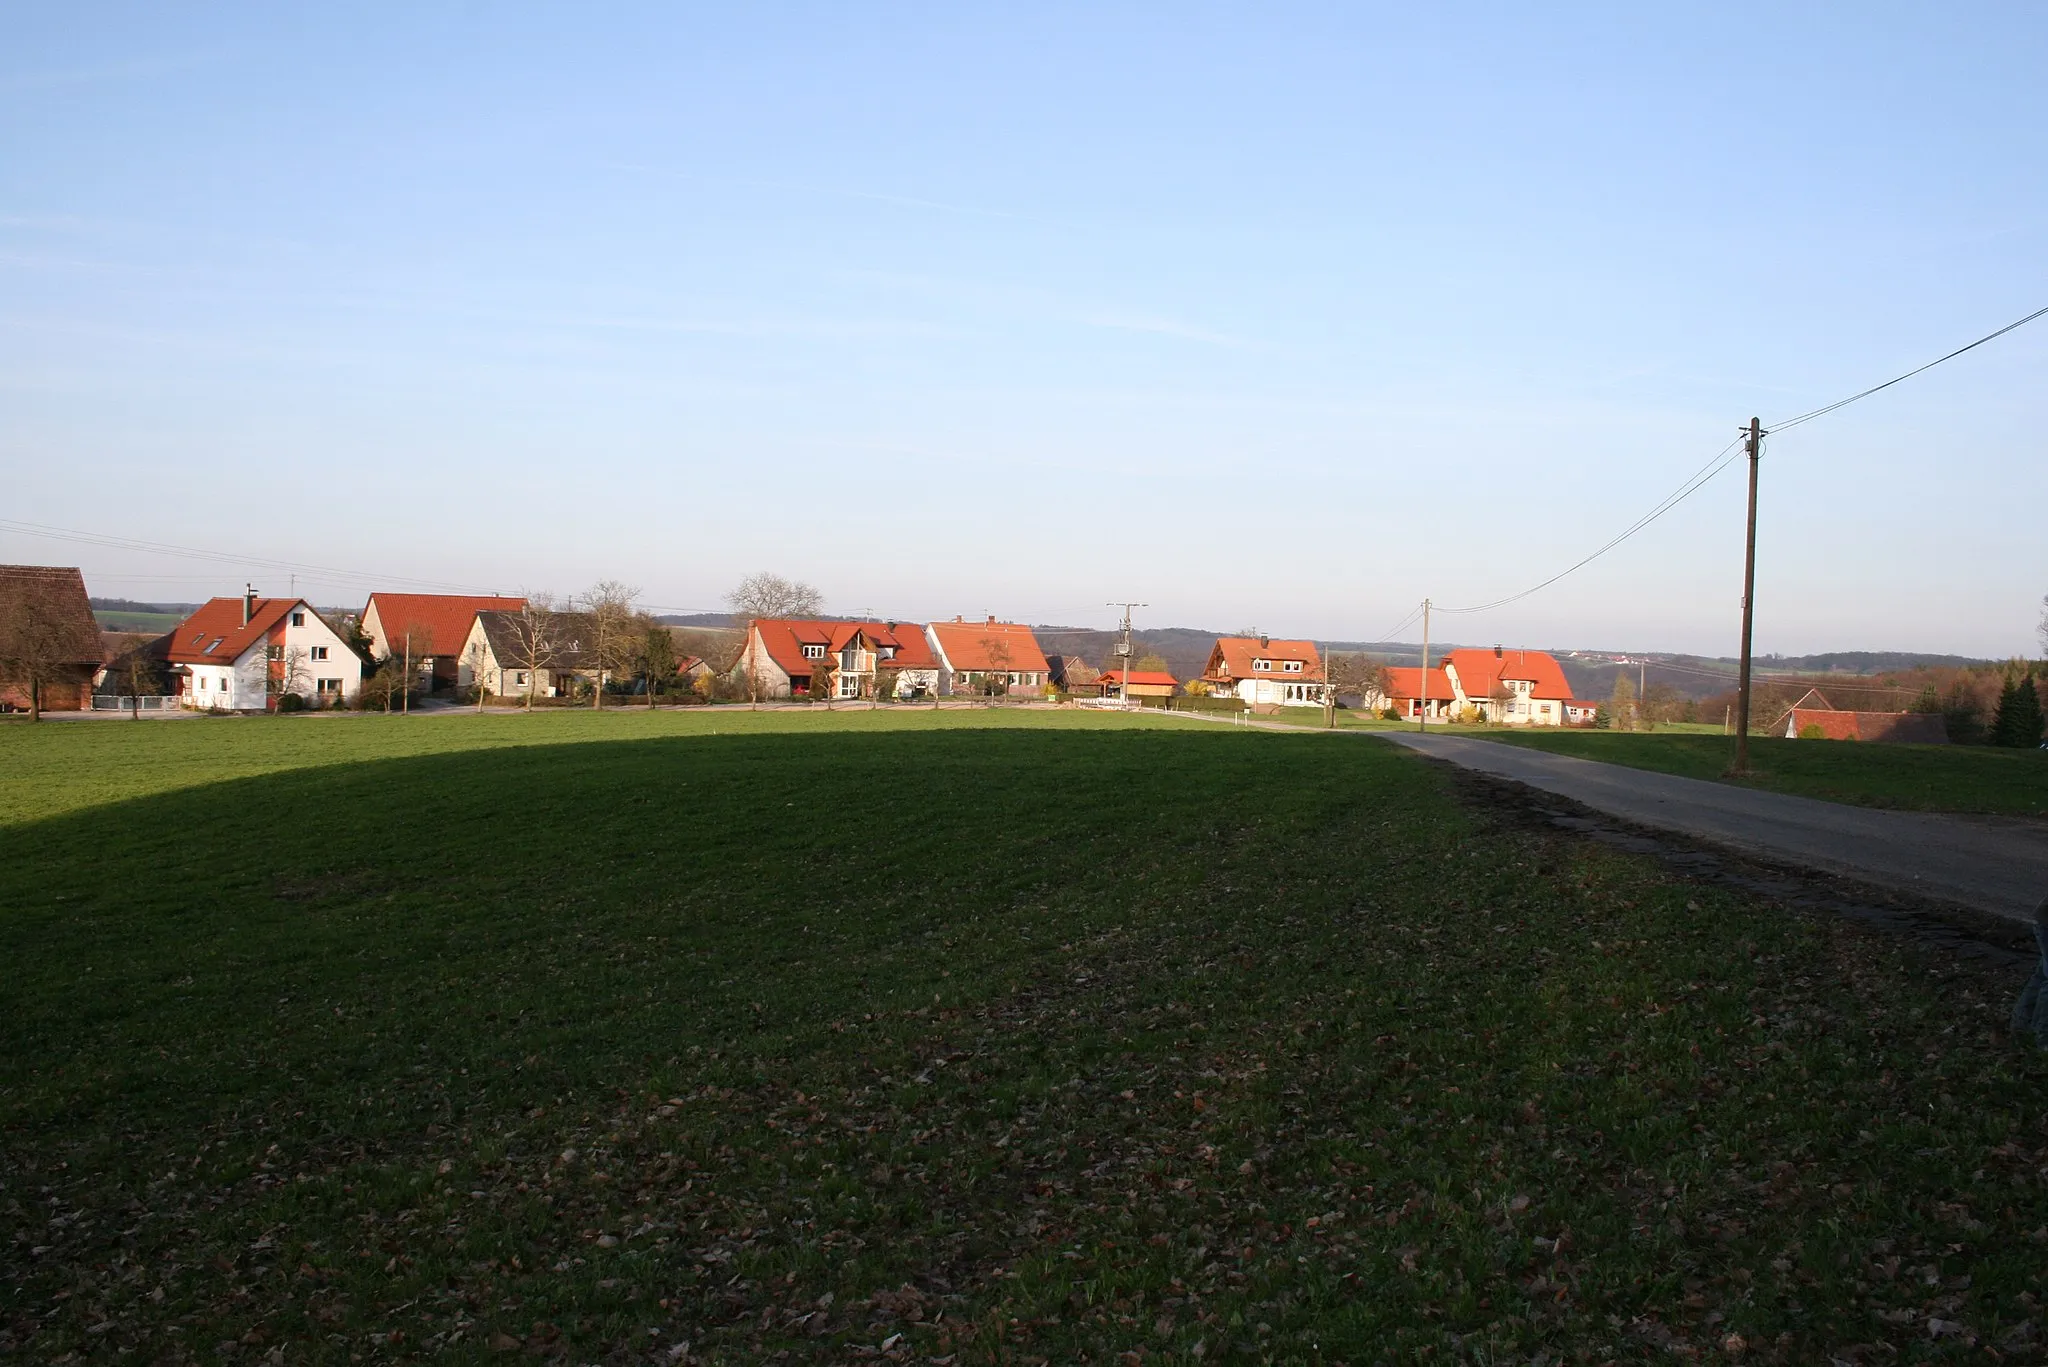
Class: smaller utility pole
1417,598,1432,732
1107,601,1146,710
1322,643,1335,729
1733,417,1763,773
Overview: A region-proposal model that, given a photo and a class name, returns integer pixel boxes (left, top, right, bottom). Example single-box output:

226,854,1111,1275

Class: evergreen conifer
1990,670,2044,747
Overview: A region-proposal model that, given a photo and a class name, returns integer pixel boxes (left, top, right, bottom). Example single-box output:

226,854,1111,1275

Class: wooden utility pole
1417,599,1431,732
1733,417,1763,773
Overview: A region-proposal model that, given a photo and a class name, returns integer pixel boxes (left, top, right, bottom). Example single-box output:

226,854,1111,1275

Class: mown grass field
3,709,2045,1363
1473,729,2048,818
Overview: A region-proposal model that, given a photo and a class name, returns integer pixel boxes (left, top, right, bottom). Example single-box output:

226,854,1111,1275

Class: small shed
1100,668,1178,700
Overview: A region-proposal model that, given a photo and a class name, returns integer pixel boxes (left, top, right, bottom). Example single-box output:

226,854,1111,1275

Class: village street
1382,731,2048,924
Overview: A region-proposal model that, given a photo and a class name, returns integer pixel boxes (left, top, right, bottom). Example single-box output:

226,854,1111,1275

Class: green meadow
1473,729,2048,818
2,709,2043,1363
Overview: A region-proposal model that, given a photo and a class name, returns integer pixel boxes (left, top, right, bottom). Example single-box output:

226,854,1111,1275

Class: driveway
1382,732,2048,924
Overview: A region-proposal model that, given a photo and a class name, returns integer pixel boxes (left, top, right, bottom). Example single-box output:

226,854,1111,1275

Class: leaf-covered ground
2,710,2045,1363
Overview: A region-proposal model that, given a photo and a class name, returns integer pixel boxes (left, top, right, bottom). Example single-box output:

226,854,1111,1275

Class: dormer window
881,646,895,659
1281,660,1304,673
802,644,825,660
1251,658,1272,671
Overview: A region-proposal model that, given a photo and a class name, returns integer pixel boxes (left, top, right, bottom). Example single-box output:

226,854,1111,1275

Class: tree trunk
29,679,41,722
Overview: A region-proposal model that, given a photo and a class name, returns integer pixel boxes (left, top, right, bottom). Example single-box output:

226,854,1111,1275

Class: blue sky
3,5,2044,655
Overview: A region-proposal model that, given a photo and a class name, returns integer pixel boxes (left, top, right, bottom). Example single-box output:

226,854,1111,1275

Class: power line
1766,303,2048,434
1436,437,1746,614
1431,301,2048,621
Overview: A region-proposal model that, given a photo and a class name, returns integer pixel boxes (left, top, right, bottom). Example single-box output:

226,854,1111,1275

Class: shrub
1798,723,1827,740
276,693,308,714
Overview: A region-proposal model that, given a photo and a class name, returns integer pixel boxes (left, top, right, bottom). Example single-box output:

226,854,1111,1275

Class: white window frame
801,644,825,660
311,646,329,661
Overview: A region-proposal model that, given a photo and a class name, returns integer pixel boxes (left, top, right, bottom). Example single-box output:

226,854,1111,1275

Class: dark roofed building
0,565,103,714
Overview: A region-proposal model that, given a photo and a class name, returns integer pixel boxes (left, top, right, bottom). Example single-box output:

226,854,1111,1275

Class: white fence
91,695,177,713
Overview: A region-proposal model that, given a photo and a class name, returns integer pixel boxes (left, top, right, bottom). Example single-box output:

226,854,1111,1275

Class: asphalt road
1382,732,2048,924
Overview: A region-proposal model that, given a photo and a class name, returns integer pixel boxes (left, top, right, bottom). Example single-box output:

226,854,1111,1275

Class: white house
1200,636,1328,707
924,617,1051,697
1440,648,1574,726
729,619,941,700
165,589,362,710
461,609,607,701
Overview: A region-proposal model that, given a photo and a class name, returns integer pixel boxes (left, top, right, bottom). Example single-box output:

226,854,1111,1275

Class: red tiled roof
928,618,1050,673
1383,666,1451,700
363,593,528,658
1100,669,1178,687
164,597,303,665
1788,708,1947,744
1204,637,1324,681
749,619,938,679
1443,648,1571,701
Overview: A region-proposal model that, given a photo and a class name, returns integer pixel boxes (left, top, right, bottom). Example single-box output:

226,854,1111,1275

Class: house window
880,646,895,659
1282,660,1303,673
316,678,341,695
198,676,208,691
802,644,825,660
514,671,529,686
206,637,224,654
311,646,329,661
291,612,305,627
1251,658,1271,671
266,645,283,661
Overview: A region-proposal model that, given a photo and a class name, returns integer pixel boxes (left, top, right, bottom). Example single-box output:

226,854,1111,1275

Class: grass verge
1470,730,2048,818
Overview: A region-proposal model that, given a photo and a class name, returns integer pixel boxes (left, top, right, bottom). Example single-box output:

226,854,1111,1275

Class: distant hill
655,612,737,629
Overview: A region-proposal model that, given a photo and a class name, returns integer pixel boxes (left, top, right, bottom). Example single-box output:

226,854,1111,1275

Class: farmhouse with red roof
925,617,1051,697
361,592,527,690
1200,636,1327,708
165,588,362,710
1441,647,1573,726
733,619,940,700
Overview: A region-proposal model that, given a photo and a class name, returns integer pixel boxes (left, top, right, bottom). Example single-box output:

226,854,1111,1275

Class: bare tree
977,637,1014,706
267,643,313,709
639,620,676,710
726,572,823,620
110,640,165,719
507,595,559,712
387,621,434,716
465,636,493,713
580,581,641,711
0,581,89,722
